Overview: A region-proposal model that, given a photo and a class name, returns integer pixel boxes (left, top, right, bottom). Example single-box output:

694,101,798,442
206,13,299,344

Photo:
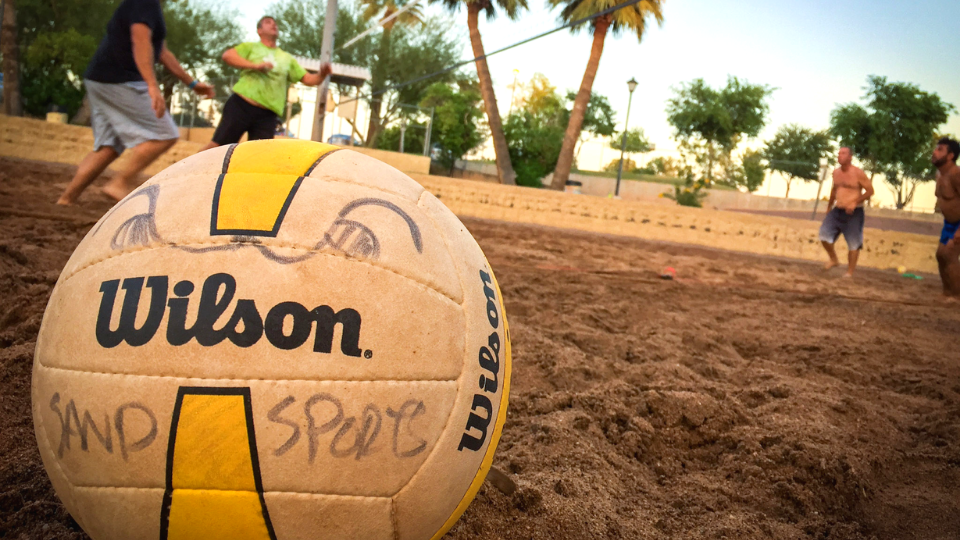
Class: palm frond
548,0,663,40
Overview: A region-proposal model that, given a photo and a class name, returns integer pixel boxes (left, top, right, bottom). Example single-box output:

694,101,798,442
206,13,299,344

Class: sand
2,157,959,539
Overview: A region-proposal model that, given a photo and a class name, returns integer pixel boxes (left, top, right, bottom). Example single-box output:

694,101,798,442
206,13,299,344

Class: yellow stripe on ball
162,388,276,540
211,140,339,237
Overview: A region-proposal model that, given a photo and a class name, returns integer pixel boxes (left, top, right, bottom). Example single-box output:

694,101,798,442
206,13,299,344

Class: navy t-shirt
84,0,166,83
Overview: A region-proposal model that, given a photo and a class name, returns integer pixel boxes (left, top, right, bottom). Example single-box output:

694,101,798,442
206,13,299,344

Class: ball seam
70,485,394,499
59,240,463,306
35,363,459,383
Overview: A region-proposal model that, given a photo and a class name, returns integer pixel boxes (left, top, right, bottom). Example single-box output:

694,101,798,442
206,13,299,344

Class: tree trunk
467,3,515,186
550,15,610,190
784,178,792,199
1,0,23,116
365,26,393,148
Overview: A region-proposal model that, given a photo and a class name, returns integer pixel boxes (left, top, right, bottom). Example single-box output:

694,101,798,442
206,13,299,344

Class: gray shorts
85,79,179,154
819,207,865,250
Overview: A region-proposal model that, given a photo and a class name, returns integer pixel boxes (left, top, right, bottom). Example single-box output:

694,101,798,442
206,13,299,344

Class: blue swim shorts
941,220,959,245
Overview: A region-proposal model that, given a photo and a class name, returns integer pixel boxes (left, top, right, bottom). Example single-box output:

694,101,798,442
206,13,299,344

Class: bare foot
823,260,840,270
842,271,854,279
101,181,133,202
55,197,76,206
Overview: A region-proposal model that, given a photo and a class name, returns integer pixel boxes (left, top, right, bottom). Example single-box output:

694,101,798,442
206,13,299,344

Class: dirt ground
733,209,942,237
2,157,960,539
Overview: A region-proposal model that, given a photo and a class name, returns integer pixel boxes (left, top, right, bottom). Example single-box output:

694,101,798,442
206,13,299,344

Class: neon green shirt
231,41,307,117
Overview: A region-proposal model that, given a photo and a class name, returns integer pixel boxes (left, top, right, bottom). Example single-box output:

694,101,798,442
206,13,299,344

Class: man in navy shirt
57,0,214,205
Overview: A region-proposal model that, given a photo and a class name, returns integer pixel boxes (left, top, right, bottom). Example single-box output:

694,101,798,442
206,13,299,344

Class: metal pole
423,107,434,157
311,0,337,141
615,89,635,198
399,117,405,153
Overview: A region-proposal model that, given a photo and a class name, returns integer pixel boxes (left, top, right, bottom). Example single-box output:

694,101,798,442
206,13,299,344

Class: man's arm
222,48,272,72
131,23,165,118
300,63,333,87
854,170,875,206
159,43,215,99
827,181,837,211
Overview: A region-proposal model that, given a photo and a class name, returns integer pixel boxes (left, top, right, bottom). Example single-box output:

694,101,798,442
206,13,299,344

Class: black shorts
211,94,279,145
819,207,865,250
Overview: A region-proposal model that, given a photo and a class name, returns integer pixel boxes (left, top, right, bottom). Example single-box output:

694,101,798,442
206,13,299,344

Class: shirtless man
933,137,960,297
819,147,875,277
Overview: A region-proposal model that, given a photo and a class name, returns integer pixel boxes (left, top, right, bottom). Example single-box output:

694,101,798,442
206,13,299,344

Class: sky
229,0,960,210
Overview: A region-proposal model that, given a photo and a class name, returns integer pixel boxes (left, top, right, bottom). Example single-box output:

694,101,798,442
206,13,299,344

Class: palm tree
433,0,525,185
549,0,662,190
1,0,23,116
360,0,425,147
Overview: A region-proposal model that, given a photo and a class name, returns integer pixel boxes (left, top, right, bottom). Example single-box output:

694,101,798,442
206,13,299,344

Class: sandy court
2,156,959,539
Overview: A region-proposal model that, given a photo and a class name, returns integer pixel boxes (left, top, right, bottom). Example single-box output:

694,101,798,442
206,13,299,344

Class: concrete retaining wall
0,116,430,176
410,173,939,274
1,115,938,273
460,161,939,222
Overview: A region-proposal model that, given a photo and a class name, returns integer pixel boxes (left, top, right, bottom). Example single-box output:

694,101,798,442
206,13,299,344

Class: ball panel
393,194,511,540
264,493,394,540
33,363,175,489
38,248,464,381
68,486,163,540
59,161,463,307
307,149,426,203
57,144,233,284
33,364,458,497
250,379,458,496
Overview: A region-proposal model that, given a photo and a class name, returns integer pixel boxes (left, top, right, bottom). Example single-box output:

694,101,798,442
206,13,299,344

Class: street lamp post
615,78,639,198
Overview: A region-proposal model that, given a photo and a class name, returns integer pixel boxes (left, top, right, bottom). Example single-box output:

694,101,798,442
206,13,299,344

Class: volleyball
32,139,510,540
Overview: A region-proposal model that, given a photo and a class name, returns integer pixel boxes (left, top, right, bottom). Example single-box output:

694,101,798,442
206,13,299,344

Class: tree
2,0,23,115
272,0,460,146
602,157,635,173
738,149,766,192
607,126,652,153
764,124,834,198
568,90,615,159
269,0,376,66
504,77,566,187
159,1,243,107
268,0,377,141
646,156,677,176
359,0,424,147
9,0,240,119
666,76,773,183
375,119,425,154
432,0,526,186
830,76,955,209
548,0,663,190
420,77,486,172
717,148,766,192
18,28,98,117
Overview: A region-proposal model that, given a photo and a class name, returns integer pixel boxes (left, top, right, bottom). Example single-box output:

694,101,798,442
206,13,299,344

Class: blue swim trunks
941,220,960,245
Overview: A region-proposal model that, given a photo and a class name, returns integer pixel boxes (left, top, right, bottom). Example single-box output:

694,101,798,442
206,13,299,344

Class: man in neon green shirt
203,16,331,150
